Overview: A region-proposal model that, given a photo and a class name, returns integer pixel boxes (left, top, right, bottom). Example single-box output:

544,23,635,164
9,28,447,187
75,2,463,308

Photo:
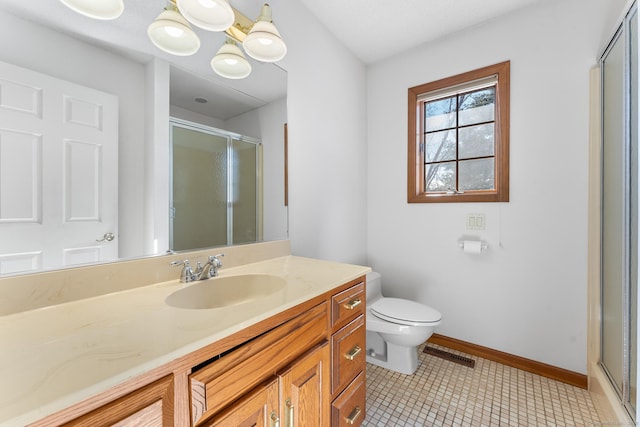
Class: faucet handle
195,261,203,275
204,253,224,278
171,259,197,283
210,253,224,267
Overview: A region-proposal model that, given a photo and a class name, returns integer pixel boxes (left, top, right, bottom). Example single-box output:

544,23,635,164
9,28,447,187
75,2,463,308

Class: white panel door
0,60,118,275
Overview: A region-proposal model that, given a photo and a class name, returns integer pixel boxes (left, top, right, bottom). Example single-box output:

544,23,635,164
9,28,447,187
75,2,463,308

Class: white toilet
366,271,442,375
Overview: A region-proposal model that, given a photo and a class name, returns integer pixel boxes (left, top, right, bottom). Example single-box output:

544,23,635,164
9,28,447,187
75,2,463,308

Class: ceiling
298,0,553,64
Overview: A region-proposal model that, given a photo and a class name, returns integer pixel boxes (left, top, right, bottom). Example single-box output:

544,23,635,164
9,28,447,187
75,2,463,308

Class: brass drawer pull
271,411,280,427
285,398,294,427
345,345,362,361
344,406,362,425
343,299,361,310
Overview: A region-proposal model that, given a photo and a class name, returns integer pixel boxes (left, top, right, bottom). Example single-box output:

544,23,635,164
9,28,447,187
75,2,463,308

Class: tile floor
362,343,602,426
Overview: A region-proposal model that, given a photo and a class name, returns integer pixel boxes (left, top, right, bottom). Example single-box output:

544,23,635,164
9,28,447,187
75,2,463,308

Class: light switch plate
466,213,486,230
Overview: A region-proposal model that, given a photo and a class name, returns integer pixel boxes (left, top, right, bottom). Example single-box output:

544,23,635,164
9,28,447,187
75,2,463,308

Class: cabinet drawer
331,280,365,330
331,315,365,395
331,372,365,427
190,302,328,425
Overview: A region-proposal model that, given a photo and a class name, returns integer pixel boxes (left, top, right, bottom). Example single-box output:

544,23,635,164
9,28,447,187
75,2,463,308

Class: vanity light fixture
60,0,286,79
176,0,235,32
211,39,252,79
59,0,124,20
147,2,201,56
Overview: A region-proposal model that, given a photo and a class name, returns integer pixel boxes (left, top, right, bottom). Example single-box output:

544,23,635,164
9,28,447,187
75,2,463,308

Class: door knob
96,232,115,242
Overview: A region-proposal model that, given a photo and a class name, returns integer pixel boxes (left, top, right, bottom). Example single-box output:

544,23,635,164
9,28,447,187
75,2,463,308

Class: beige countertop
0,255,370,426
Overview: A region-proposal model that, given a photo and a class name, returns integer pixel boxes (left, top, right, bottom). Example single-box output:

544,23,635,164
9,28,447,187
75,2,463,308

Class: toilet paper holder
458,240,488,253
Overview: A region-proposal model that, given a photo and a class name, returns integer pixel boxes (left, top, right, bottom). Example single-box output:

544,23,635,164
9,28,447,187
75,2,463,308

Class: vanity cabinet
200,278,366,427
30,275,366,427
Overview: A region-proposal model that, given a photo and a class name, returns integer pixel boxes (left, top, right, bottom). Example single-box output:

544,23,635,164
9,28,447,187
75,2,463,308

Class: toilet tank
366,271,382,302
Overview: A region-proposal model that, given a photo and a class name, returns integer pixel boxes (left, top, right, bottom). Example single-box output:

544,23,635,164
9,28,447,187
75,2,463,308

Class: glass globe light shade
59,0,124,20
177,0,235,31
242,5,287,62
211,40,252,79
148,9,201,56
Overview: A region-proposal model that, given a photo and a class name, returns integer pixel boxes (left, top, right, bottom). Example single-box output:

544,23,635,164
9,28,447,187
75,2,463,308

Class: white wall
366,0,626,374
274,1,369,265
145,59,171,257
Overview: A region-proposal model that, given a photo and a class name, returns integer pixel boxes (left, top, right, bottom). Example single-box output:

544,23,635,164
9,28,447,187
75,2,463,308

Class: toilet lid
370,297,442,325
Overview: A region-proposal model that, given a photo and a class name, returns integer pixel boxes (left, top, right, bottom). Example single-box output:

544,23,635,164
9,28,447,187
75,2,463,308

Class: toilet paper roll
463,240,483,254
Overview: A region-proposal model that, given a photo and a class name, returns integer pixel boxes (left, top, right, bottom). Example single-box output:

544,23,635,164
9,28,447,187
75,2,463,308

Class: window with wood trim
408,61,510,203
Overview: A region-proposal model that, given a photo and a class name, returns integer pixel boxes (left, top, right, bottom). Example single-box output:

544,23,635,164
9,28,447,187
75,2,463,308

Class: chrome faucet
171,259,197,283
196,254,224,280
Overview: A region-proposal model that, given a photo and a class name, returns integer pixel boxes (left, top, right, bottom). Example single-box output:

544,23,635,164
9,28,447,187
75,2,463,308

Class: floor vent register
423,346,476,368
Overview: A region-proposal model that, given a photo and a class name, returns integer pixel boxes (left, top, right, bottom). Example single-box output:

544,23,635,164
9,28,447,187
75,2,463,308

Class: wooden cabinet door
201,379,279,427
62,375,174,427
278,343,330,427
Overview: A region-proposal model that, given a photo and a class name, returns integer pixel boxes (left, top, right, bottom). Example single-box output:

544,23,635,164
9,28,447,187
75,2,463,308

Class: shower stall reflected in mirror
170,119,262,251
600,1,638,420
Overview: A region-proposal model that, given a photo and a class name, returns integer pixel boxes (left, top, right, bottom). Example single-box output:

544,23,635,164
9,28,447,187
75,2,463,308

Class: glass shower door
171,124,229,251
601,23,626,400
630,7,638,409
231,138,260,244
600,2,638,417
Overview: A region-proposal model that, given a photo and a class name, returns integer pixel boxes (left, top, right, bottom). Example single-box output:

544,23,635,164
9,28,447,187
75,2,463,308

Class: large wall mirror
0,1,288,277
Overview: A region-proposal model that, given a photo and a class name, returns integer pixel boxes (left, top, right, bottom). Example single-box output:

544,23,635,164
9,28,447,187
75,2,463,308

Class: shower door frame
599,0,638,419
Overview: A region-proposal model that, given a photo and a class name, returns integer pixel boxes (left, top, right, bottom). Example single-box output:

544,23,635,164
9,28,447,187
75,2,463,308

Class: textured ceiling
298,0,552,64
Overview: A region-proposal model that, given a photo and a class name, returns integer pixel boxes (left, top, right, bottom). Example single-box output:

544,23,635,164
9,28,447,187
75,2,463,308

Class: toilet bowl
365,271,441,375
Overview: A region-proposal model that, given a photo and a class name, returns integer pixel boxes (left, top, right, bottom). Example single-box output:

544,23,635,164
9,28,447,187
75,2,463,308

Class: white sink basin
165,274,287,309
